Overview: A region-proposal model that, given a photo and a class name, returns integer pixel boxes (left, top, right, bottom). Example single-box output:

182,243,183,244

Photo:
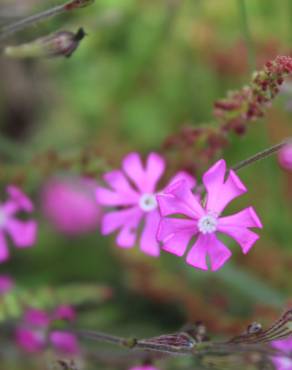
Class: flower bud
4,28,86,59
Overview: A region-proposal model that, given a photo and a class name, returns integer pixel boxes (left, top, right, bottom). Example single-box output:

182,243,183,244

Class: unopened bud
4,28,86,59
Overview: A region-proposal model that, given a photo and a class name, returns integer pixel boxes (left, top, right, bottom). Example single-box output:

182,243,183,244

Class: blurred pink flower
157,159,262,271
96,152,196,256
53,304,76,321
129,366,159,370
0,185,37,262
0,275,14,294
41,176,101,236
271,338,292,370
278,142,292,170
49,331,79,355
16,306,79,355
24,308,50,327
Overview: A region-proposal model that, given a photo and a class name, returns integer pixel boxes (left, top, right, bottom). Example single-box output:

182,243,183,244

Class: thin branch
232,139,290,172
0,0,94,42
77,309,292,358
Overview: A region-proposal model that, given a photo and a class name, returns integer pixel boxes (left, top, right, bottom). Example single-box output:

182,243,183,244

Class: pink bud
278,142,292,170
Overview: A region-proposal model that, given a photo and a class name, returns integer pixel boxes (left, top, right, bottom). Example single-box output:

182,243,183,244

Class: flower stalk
0,0,94,42
232,139,291,172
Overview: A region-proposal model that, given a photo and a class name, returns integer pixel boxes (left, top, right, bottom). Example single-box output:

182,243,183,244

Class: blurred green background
0,0,291,369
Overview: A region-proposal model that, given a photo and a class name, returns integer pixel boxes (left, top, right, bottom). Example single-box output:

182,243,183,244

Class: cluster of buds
214,56,292,134
163,56,292,173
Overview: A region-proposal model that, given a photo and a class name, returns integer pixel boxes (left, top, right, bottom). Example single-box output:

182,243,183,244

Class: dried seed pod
4,28,86,59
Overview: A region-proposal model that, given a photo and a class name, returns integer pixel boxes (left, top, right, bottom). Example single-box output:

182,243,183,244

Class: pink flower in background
0,186,37,263
129,366,159,370
41,176,101,236
0,275,14,294
53,304,76,321
278,142,292,170
271,338,292,370
157,159,262,271
96,152,196,256
16,306,79,355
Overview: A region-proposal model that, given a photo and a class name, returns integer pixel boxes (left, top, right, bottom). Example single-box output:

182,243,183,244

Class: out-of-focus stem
232,139,290,172
0,0,94,42
237,0,255,71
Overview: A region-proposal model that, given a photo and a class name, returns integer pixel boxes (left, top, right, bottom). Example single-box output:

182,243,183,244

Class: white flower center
139,193,157,212
0,208,7,228
198,214,218,234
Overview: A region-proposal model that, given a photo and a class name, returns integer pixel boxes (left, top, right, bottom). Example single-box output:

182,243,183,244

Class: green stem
0,0,94,42
232,139,290,172
237,0,256,71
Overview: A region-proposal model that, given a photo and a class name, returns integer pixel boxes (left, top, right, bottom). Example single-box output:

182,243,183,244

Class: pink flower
41,176,101,236
53,305,76,321
16,306,79,355
24,308,51,327
278,142,292,170
0,185,37,262
16,327,46,353
0,275,14,294
96,152,196,256
157,159,262,271
50,331,79,355
271,338,292,369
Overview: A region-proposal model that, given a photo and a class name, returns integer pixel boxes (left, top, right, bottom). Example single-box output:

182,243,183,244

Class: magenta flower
0,275,14,294
271,338,292,370
157,159,262,271
49,331,79,355
0,185,37,262
278,142,292,171
53,304,76,321
16,306,79,355
41,176,101,236
96,152,196,256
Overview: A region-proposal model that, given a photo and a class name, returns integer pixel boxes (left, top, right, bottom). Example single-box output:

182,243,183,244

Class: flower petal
96,186,138,206
157,180,204,219
144,152,166,192
139,210,161,257
6,185,34,212
102,170,139,201
5,219,37,248
16,328,46,353
158,217,197,256
218,206,263,229
101,207,143,248
123,152,165,193
218,227,260,254
207,234,232,271
165,171,196,190
203,160,247,214
50,331,79,355
186,234,231,271
186,234,209,270
218,207,262,253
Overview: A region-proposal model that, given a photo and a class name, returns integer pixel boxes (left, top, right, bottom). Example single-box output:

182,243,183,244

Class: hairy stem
0,0,94,42
232,139,290,172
